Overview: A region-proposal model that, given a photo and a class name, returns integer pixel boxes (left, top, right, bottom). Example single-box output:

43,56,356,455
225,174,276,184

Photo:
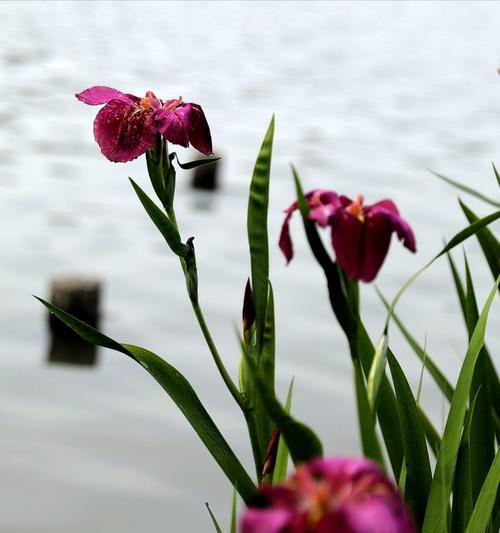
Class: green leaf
447,250,467,322
465,449,500,533
129,178,189,257
205,502,223,533
493,163,500,188
230,488,237,533
241,338,323,465
272,378,294,484
247,116,274,354
171,152,221,170
254,281,276,457
421,277,499,533
451,390,480,533
376,288,454,402
353,358,385,468
431,170,500,208
419,407,442,458
463,255,496,506
459,200,500,283
387,350,432,529
367,333,388,412
35,297,257,503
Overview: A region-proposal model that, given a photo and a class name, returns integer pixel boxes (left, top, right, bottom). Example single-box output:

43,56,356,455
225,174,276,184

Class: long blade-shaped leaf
447,250,467,322
353,358,385,468
36,297,256,502
493,163,500,187
387,350,432,528
431,170,500,208
205,503,223,533
367,333,388,411
247,116,274,354
463,255,496,505
129,178,189,257
422,277,499,533
272,378,294,484
377,289,454,402
460,200,500,283
241,339,323,465
465,449,500,533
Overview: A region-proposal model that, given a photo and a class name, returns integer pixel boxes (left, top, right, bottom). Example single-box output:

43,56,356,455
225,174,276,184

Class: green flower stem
191,300,245,411
244,409,265,480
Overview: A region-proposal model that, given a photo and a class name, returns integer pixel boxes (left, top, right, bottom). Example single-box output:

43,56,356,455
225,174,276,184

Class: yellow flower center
346,194,365,223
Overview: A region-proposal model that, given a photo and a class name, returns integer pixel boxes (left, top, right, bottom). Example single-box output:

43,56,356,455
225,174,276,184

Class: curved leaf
422,277,499,533
129,178,189,257
388,350,432,528
465,449,500,533
35,297,256,502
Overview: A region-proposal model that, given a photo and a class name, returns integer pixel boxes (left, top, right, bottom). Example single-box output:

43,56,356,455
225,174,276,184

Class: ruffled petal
240,508,292,533
76,86,134,105
278,201,299,264
93,100,158,162
155,106,190,148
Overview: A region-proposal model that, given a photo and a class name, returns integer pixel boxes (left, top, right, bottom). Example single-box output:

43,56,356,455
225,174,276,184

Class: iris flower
76,86,212,162
241,457,415,533
279,190,416,282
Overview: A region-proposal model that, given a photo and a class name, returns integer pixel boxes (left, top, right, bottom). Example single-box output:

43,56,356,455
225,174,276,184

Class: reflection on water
1,1,499,532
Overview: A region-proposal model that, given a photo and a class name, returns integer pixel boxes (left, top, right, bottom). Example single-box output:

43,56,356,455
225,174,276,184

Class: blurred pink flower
279,190,416,282
76,86,212,162
241,457,415,533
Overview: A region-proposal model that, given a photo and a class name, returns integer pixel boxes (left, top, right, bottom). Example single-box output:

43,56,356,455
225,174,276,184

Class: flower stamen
346,194,365,222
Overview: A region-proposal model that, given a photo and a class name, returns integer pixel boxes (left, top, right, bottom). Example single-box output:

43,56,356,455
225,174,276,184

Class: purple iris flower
76,86,212,162
279,190,416,282
241,457,415,533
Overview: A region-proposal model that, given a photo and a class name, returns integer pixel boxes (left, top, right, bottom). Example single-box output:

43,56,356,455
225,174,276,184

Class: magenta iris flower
241,457,415,533
279,190,416,282
76,86,212,162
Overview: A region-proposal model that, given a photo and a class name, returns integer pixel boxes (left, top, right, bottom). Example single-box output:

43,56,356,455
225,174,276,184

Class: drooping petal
188,103,213,155
75,86,135,106
278,201,299,264
369,200,417,253
155,105,191,148
93,100,158,162
240,508,292,533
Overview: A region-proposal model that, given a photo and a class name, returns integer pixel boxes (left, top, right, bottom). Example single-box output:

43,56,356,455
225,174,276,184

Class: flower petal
93,100,158,162
188,103,213,155
240,508,292,533
75,86,134,105
370,201,416,253
278,201,299,264
156,106,190,148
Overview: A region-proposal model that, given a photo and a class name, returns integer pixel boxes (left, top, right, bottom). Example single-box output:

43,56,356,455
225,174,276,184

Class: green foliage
422,277,499,533
35,298,257,503
272,378,294,484
247,116,274,354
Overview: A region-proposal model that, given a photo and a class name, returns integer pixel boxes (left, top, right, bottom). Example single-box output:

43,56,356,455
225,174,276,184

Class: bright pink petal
93,100,158,162
156,106,190,148
278,202,298,264
333,498,415,533
75,86,134,105
240,508,292,533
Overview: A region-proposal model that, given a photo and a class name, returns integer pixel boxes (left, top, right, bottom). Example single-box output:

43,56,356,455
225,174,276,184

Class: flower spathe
76,86,212,162
241,457,415,533
279,190,416,282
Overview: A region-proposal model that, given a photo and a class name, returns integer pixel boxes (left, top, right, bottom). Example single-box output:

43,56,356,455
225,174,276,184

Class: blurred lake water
0,1,499,531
